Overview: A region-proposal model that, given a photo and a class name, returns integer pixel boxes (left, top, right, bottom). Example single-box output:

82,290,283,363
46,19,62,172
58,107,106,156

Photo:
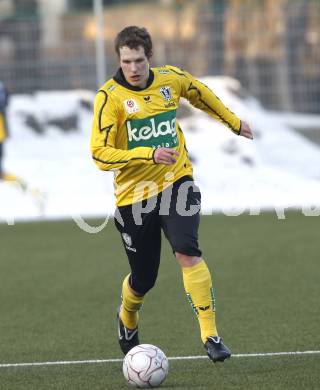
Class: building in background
0,0,319,113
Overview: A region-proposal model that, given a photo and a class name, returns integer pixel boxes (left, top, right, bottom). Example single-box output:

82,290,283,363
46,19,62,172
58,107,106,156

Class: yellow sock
120,274,144,330
182,260,218,343
2,173,19,183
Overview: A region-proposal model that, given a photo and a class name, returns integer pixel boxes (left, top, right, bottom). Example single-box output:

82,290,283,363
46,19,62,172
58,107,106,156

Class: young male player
90,26,253,362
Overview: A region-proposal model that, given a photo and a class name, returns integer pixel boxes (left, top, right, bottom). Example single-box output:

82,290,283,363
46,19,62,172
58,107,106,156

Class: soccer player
90,26,253,362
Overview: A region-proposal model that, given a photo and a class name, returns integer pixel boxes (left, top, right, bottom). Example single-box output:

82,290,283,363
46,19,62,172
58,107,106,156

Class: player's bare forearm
239,121,254,139
154,148,180,165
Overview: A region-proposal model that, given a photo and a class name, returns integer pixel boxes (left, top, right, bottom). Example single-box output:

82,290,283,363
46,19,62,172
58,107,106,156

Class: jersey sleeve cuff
231,119,241,135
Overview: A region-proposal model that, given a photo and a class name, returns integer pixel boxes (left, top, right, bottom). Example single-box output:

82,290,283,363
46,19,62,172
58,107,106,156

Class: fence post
93,0,107,89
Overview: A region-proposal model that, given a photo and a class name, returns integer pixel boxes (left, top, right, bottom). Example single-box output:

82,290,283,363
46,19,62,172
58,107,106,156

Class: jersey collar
113,68,154,91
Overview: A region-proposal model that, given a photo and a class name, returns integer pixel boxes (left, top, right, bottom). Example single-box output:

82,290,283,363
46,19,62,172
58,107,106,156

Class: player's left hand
240,121,254,139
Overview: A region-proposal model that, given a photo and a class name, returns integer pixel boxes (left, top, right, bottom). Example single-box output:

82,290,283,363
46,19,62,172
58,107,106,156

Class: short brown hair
115,26,153,59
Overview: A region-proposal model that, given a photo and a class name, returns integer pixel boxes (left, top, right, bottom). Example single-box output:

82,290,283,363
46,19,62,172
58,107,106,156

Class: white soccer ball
123,344,169,388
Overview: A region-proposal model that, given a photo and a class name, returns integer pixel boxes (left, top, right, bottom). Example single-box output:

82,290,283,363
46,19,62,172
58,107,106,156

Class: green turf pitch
0,213,319,389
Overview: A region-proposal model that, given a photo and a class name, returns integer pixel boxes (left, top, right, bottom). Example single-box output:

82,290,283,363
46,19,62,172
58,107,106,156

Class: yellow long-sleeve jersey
90,65,241,206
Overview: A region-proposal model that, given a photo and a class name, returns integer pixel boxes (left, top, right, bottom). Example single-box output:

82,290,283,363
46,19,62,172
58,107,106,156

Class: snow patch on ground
1,79,320,224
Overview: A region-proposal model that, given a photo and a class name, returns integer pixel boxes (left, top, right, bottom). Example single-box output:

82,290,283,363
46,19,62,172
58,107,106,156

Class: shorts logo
124,99,139,114
122,233,137,252
160,86,172,101
122,233,132,247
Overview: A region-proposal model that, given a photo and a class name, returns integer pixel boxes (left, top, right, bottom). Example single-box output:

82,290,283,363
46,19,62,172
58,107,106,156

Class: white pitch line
0,350,319,369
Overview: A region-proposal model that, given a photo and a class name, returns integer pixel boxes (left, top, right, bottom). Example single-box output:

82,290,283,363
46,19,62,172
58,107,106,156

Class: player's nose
130,63,138,73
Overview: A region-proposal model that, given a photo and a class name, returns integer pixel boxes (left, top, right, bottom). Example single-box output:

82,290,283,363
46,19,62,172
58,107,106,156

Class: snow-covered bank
1,77,320,223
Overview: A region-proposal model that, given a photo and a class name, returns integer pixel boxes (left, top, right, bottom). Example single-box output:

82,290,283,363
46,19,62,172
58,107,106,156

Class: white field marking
0,350,319,368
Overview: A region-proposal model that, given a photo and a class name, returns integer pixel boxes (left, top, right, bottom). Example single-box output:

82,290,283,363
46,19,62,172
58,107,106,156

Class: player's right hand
154,148,180,165
240,121,254,139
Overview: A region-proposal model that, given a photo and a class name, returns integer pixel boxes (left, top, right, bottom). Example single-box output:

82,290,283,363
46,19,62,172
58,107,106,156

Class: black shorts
114,176,202,294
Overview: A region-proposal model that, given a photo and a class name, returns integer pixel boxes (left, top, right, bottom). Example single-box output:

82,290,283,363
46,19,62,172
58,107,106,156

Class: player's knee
175,251,201,267
131,274,158,295
170,234,201,259
135,280,156,295
172,240,202,260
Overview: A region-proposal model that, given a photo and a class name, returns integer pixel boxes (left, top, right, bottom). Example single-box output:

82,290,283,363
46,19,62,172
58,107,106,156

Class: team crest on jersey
159,86,172,101
124,99,139,114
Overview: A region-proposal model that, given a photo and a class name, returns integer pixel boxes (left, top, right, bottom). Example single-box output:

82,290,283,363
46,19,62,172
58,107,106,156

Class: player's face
119,46,150,89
